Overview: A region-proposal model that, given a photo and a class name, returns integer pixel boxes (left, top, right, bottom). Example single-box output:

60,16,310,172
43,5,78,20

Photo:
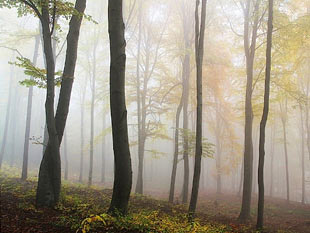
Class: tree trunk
238,154,244,197
135,0,142,194
280,99,290,202
9,87,19,167
135,32,150,194
108,0,132,215
88,39,98,187
79,87,86,183
36,3,60,207
188,0,207,219
256,0,273,228
269,124,275,197
21,34,40,180
299,105,306,204
0,53,14,168
101,112,106,184
181,0,192,203
135,29,149,195
169,91,184,203
182,54,190,204
36,0,86,207
215,100,222,195
239,0,260,221
253,125,259,194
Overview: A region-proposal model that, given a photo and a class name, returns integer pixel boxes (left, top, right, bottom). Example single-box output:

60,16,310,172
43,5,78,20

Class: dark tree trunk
256,0,273,228
169,91,184,203
108,0,132,215
36,0,86,207
188,0,207,219
239,0,260,221
55,0,86,144
36,3,60,207
22,34,40,180
0,54,14,168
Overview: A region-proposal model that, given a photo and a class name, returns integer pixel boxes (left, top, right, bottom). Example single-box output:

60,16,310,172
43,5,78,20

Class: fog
0,0,309,215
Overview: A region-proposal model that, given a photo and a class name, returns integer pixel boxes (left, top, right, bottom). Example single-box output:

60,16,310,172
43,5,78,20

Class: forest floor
1,170,310,233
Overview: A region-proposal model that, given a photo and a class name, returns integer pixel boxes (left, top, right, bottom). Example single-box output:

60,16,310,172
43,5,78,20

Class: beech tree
257,0,273,228
21,33,40,181
107,0,132,215
188,0,207,219
0,0,87,207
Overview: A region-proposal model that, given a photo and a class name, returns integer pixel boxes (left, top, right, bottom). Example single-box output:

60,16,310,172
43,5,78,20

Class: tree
21,33,40,181
257,0,273,229
133,4,170,194
3,0,88,207
169,79,184,203
239,0,262,221
88,32,99,187
0,53,14,168
188,0,207,219
107,0,132,215
79,76,87,183
180,0,194,204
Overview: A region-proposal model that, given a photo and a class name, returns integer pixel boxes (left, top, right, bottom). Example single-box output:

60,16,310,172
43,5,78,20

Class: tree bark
188,0,207,219
22,34,40,180
36,2,60,207
256,0,273,228
239,0,260,221
169,90,184,203
108,0,132,215
36,0,86,207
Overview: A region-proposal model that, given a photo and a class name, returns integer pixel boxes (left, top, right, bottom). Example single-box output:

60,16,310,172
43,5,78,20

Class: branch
219,0,243,37
0,46,24,57
160,82,182,104
50,0,57,35
252,65,265,92
20,0,42,20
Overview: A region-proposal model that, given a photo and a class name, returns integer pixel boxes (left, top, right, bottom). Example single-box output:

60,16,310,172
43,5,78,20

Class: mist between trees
0,0,309,231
